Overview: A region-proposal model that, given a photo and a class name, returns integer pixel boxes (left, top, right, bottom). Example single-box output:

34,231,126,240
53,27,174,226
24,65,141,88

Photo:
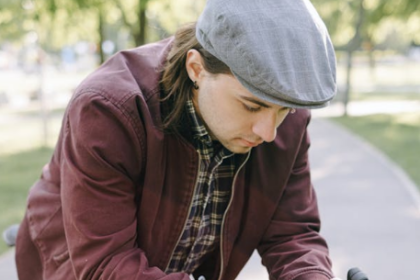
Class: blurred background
0,0,419,278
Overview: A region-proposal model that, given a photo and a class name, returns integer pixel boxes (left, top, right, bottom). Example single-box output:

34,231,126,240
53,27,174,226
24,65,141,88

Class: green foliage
0,147,54,254
0,0,32,41
312,0,420,50
148,0,205,35
0,0,208,52
1,0,419,52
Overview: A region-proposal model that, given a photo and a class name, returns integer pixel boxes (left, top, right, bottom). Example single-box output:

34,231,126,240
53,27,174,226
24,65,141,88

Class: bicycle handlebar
347,267,369,280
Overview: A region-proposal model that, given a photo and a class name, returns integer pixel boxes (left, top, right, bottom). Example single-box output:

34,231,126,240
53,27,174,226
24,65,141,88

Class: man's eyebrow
239,95,271,108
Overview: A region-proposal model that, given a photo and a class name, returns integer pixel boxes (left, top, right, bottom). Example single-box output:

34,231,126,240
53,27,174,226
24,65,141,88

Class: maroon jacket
16,38,334,280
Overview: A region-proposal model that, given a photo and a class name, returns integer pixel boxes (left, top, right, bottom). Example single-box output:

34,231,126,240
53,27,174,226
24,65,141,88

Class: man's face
192,73,291,154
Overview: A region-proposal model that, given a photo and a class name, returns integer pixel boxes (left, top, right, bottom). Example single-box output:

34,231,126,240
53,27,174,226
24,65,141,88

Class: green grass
0,147,54,254
330,112,420,188
0,108,62,254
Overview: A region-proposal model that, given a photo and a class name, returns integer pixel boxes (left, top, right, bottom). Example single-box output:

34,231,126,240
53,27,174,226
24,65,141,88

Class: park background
0,0,419,275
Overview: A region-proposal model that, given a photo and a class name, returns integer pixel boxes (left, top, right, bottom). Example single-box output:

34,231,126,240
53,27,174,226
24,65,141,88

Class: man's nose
252,111,288,143
252,114,277,143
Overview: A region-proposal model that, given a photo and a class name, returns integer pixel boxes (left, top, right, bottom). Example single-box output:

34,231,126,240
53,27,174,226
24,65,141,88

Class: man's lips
239,138,262,147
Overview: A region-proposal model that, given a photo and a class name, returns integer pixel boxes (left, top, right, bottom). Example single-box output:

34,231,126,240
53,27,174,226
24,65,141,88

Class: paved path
2,117,420,280
0,248,17,280
310,118,420,279
238,118,420,280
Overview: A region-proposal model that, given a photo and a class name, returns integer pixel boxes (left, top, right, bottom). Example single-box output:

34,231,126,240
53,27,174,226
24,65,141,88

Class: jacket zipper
217,151,251,280
164,153,202,272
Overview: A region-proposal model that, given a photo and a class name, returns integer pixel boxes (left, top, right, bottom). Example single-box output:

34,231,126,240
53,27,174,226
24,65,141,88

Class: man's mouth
239,138,262,147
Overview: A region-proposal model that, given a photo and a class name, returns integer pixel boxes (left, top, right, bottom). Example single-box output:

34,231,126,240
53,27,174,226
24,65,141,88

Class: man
15,0,340,279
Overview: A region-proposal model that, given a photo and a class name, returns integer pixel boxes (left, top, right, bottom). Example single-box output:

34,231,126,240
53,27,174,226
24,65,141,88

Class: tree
1,0,207,61
342,0,365,116
312,0,420,115
53,0,120,64
36,0,156,63
112,0,151,46
0,0,34,43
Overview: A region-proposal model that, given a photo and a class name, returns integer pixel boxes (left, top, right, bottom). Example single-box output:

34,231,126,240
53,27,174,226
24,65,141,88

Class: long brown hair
160,22,231,133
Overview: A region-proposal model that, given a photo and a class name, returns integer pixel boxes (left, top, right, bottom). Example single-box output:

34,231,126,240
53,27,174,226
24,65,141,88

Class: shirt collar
186,99,213,147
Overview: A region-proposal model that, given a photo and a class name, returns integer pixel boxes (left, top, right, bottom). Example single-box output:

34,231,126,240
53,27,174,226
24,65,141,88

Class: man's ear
185,49,204,83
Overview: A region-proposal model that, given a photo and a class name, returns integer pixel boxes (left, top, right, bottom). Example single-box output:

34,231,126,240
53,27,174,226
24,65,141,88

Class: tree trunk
113,0,148,47
37,47,49,147
367,41,376,83
343,50,353,116
98,7,106,64
342,0,365,116
135,0,148,46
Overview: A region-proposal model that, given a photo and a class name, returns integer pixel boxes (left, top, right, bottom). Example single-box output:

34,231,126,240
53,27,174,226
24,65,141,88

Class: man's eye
243,104,261,112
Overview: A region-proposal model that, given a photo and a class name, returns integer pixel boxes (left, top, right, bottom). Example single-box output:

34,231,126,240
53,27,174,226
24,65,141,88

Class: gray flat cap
196,0,337,109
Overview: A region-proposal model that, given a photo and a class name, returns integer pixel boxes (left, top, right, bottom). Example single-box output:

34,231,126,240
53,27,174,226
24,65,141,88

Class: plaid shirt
165,100,237,274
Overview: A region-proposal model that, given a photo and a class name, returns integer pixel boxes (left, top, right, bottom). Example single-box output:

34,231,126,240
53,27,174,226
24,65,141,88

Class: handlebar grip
2,224,19,247
347,267,368,280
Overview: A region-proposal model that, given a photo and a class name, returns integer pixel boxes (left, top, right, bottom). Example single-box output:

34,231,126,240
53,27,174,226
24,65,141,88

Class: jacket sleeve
61,91,189,280
257,114,334,280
